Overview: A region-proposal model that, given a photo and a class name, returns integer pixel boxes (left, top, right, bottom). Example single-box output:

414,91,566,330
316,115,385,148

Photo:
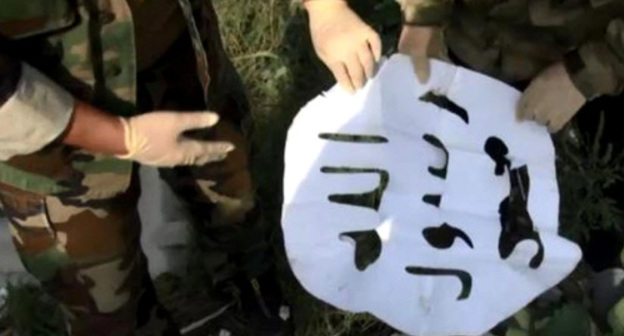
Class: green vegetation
1,0,623,335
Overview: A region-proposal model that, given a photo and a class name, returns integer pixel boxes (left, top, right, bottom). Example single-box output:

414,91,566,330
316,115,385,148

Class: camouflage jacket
396,0,624,98
0,0,229,195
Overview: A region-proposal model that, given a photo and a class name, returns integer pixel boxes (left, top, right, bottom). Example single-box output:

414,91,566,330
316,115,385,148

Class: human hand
518,62,586,133
398,25,445,84
306,0,382,93
117,111,234,167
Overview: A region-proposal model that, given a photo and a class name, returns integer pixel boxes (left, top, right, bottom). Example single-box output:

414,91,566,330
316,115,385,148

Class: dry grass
212,0,399,334
3,1,623,335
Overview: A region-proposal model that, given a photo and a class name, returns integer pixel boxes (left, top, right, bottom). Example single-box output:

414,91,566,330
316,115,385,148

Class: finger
197,142,236,164
532,97,554,125
358,45,375,80
534,107,551,126
185,140,235,156
180,141,235,166
345,54,366,90
330,63,355,94
412,55,431,84
517,91,536,121
195,152,229,166
367,30,382,62
177,112,220,131
398,27,411,55
203,141,235,155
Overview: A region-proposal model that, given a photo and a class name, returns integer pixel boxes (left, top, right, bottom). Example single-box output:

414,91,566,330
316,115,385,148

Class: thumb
412,54,431,84
517,88,538,121
176,112,220,132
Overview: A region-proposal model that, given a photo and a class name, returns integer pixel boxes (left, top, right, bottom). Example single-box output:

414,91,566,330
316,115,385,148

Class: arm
518,19,624,133
0,54,232,167
0,38,127,156
564,19,624,100
0,55,74,160
0,54,126,158
63,100,127,156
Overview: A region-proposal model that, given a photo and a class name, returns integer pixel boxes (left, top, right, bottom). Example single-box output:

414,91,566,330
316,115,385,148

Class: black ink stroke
319,133,389,144
422,194,442,207
419,91,469,124
340,230,383,271
321,167,389,211
498,165,545,269
485,137,511,176
406,266,473,300
423,134,449,179
423,223,474,249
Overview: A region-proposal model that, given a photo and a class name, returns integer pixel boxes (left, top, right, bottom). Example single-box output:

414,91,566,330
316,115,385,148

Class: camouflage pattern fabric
0,0,76,39
0,0,136,196
0,177,179,336
177,0,211,105
137,32,263,287
0,31,258,335
396,0,624,98
0,0,237,195
0,0,269,335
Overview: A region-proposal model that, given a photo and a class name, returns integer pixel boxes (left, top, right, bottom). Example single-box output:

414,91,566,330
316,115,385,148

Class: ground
2,0,624,335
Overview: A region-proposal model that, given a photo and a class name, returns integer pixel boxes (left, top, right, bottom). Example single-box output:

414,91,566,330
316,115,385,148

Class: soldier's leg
0,154,178,336
139,31,284,334
159,116,283,335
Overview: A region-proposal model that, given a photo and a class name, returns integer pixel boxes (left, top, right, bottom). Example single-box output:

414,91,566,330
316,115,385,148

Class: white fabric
138,166,191,277
0,63,74,160
282,55,581,336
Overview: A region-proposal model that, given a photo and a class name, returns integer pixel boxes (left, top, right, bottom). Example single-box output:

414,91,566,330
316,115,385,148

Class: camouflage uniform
0,1,270,335
396,0,624,98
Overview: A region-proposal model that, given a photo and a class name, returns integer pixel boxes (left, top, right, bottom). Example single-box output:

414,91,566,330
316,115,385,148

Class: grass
2,283,65,336
213,0,398,334
2,0,624,335
212,1,624,334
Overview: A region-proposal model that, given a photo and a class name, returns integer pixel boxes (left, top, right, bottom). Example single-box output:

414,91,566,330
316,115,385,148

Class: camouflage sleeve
565,19,624,99
395,0,453,26
0,60,74,160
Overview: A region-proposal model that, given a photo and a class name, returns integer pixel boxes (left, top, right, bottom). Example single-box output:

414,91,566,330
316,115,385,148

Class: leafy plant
4,283,66,336
556,113,624,243
4,1,624,336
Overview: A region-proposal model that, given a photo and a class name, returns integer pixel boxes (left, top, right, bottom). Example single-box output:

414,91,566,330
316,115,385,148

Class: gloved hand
518,62,586,133
398,25,446,84
306,0,382,93
117,111,234,167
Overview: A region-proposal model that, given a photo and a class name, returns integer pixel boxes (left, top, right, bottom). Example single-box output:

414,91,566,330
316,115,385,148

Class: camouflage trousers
0,34,268,336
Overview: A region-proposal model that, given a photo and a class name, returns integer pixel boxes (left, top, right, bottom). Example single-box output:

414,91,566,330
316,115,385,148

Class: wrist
62,100,129,156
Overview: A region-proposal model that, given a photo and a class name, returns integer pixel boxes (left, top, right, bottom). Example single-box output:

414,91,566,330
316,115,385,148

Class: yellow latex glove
117,112,234,167
518,63,586,133
398,25,446,84
306,0,382,93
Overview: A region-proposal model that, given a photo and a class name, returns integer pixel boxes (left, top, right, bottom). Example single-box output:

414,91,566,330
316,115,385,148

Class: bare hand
518,63,586,133
306,0,382,93
398,25,445,84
